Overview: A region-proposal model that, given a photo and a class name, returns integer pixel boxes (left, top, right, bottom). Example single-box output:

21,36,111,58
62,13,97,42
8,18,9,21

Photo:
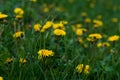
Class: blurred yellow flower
97,42,110,47
84,65,90,74
54,29,66,36
97,42,102,47
14,8,24,18
42,21,53,30
34,23,41,32
0,12,8,19
13,31,24,39
108,35,119,42
93,20,103,27
19,58,27,63
53,22,65,30
81,12,87,17
0,76,3,80
76,24,82,28
97,15,102,19
76,64,84,73
30,0,37,2
14,8,24,15
87,33,102,42
78,38,83,44
38,49,54,59
84,18,91,23
76,28,87,36
111,18,118,23
76,29,83,36
6,58,13,63
60,20,68,25
90,3,94,8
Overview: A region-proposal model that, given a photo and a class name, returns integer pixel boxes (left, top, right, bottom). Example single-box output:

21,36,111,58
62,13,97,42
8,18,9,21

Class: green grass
0,0,120,80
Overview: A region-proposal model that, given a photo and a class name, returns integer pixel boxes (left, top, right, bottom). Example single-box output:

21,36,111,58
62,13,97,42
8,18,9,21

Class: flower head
76,28,87,36
38,49,54,59
6,58,13,63
93,20,103,27
0,76,3,80
111,18,118,23
54,29,66,36
19,58,27,63
97,42,110,47
87,33,102,42
14,8,24,18
0,12,8,19
108,35,119,42
30,0,37,2
13,31,24,39
76,64,84,73
34,23,41,32
84,65,90,74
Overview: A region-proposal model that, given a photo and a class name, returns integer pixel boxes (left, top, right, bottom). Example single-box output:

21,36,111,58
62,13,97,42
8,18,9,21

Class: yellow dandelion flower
97,42,110,47
34,23,41,32
30,0,37,2
0,12,8,19
103,42,110,47
6,58,13,63
84,65,90,74
53,23,64,29
84,18,91,23
13,31,24,39
43,7,49,12
38,49,54,59
76,64,84,73
93,20,103,27
81,12,87,17
14,8,24,15
87,33,102,42
78,38,83,44
97,15,102,19
15,15,23,18
90,3,94,8
76,24,82,28
54,29,66,36
76,28,87,36
0,76,3,80
76,29,83,36
42,21,53,30
14,8,24,18
111,18,118,23
97,42,102,47
108,35,119,42
19,58,27,63
60,20,68,25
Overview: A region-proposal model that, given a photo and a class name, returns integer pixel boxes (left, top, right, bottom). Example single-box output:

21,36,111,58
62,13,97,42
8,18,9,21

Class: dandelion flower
14,8,24,18
30,0,37,2
87,33,102,42
93,20,103,27
0,76,3,80
54,29,66,36
6,58,13,63
76,64,84,73
111,18,118,23
84,65,90,74
108,35,119,42
13,31,24,39
34,23,41,32
38,49,54,59
0,12,8,19
19,58,27,63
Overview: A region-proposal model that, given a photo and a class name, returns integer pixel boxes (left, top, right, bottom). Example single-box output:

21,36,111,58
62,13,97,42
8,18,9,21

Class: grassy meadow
0,0,120,80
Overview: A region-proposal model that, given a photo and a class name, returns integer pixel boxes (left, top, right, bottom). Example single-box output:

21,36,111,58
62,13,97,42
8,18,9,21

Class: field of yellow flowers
0,0,120,80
